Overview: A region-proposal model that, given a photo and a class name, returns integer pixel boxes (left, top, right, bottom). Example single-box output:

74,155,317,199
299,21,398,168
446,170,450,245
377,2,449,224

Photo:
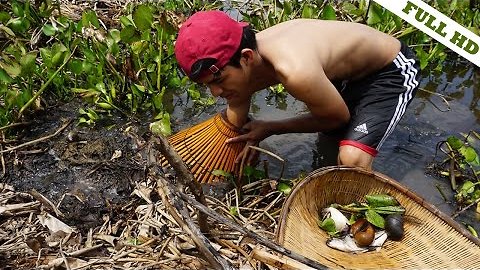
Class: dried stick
217,239,257,270
0,121,31,132
154,171,234,270
65,244,103,257
151,135,209,232
59,242,71,270
248,145,285,180
112,239,156,261
0,119,72,154
452,197,480,219
251,247,315,270
30,189,64,217
0,131,5,178
178,191,328,270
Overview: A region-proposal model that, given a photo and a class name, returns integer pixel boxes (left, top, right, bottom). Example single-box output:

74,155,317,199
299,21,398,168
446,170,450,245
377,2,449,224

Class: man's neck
249,52,280,92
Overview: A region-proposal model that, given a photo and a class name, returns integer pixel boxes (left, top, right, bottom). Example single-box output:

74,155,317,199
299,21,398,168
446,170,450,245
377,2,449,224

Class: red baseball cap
174,11,248,80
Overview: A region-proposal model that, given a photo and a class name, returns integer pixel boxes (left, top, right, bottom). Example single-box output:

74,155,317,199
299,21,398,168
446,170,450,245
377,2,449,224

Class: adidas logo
354,123,369,134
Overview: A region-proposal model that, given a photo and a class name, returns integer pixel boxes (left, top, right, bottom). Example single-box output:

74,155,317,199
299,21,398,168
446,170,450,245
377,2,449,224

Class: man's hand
226,120,273,164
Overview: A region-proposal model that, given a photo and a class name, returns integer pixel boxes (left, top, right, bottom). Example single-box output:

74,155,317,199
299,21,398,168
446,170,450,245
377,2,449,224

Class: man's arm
226,62,349,146
268,65,350,134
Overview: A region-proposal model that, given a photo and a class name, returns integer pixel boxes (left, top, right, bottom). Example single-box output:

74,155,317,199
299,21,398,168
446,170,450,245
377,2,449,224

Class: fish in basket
276,166,480,269
162,111,246,184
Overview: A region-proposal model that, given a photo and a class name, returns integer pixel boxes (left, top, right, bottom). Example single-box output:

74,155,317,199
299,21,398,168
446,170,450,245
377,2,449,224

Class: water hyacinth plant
0,0,219,132
434,132,480,206
1,0,478,131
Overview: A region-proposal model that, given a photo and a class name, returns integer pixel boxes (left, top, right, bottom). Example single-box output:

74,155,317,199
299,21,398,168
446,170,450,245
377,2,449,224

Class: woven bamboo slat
162,112,246,183
276,166,480,269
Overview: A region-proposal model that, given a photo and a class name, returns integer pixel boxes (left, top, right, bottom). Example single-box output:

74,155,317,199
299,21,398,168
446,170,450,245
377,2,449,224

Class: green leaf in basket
365,209,385,228
371,206,405,215
318,217,337,234
365,194,399,207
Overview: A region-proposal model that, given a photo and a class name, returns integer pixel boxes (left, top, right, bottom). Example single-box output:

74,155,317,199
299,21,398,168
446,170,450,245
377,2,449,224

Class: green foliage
434,132,480,206
239,0,479,78
277,181,292,195
0,0,219,128
2,0,478,129
242,165,266,184
318,217,338,236
212,169,234,180
365,194,400,207
334,194,405,229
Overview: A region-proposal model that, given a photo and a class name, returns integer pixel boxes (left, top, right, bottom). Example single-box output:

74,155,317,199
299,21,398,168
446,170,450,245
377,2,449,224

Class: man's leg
333,42,419,169
338,145,373,169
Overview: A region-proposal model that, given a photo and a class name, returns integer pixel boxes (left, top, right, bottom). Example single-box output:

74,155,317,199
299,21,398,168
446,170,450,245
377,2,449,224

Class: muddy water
171,59,480,231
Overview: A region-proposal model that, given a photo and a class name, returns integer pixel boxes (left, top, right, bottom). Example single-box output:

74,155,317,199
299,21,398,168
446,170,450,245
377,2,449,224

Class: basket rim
275,165,480,247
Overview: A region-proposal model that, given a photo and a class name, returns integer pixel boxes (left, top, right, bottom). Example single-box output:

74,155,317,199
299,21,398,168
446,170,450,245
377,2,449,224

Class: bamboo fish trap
276,166,480,269
163,112,246,184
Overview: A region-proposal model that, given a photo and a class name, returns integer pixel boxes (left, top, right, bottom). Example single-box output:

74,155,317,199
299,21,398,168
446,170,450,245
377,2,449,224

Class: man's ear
240,49,254,65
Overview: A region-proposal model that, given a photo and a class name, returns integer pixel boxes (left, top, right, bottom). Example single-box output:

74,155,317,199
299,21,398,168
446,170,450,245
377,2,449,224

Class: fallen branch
154,171,234,270
217,239,257,270
251,247,315,270
0,119,72,154
30,189,64,217
65,244,104,257
452,197,480,219
0,121,31,132
0,131,4,178
151,135,209,232
0,201,41,215
178,191,328,270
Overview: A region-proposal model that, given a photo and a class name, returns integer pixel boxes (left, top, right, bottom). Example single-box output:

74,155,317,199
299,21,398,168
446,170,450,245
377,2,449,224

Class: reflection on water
172,59,479,231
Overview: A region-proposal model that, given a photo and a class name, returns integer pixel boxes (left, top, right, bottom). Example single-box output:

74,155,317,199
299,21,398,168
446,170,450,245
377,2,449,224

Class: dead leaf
37,213,73,234
110,150,122,160
25,235,46,253
94,234,118,247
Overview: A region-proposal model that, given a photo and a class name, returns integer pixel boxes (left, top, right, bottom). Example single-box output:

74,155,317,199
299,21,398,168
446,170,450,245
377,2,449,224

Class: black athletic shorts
328,41,420,156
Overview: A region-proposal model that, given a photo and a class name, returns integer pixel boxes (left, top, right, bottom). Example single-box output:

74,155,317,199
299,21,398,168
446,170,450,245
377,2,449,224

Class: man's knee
338,145,374,169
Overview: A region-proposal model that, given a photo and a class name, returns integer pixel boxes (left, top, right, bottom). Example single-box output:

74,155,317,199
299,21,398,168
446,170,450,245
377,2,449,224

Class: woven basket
163,112,245,183
276,166,480,269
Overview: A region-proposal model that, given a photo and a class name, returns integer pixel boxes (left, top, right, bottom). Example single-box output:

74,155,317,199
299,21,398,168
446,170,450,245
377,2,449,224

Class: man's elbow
333,111,350,129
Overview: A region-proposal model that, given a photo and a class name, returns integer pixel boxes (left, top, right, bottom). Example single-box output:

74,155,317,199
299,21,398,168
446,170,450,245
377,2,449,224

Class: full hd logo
374,0,480,68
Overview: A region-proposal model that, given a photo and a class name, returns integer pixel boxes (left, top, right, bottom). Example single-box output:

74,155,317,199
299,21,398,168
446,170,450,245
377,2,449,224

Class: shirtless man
174,10,420,169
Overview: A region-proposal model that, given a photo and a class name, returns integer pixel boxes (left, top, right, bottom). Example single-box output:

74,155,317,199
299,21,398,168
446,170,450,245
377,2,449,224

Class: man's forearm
269,113,346,135
226,99,251,128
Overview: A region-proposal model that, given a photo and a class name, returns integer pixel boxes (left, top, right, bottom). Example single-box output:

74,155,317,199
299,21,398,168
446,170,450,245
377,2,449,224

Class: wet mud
3,100,148,232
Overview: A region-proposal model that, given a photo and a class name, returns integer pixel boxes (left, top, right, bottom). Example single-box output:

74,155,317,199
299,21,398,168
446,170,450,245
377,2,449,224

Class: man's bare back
257,19,401,81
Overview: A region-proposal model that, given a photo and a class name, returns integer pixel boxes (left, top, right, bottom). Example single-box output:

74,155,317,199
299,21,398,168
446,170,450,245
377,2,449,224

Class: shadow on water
171,59,480,232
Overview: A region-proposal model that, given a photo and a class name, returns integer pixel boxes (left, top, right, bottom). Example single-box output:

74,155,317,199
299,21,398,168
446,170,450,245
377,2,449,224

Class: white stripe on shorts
377,51,419,150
